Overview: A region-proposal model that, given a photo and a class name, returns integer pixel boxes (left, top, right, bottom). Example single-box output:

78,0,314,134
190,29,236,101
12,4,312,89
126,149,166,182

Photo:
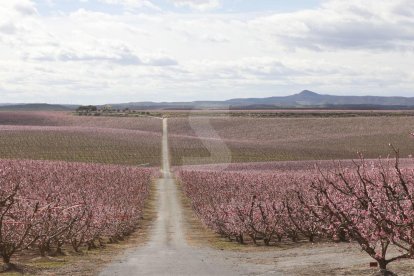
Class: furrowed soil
0,112,162,166
168,116,414,165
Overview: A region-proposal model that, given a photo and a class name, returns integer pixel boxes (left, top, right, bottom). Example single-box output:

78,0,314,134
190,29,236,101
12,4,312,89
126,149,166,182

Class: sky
0,0,413,104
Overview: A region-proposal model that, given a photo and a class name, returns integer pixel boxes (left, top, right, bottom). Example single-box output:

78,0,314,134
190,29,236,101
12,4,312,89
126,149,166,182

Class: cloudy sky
0,0,413,104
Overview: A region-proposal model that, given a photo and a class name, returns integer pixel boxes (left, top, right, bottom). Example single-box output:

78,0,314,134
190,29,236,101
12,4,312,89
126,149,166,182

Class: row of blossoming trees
179,152,414,271
0,160,155,269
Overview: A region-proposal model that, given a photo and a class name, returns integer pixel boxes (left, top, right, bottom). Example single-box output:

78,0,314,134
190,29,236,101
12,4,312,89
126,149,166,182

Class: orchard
179,152,414,273
0,160,155,270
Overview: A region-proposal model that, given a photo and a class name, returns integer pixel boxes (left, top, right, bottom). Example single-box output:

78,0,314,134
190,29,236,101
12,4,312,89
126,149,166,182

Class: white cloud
26,43,178,67
252,0,414,51
14,2,37,15
97,0,161,10
0,0,413,104
0,1,37,16
0,22,18,35
169,0,220,11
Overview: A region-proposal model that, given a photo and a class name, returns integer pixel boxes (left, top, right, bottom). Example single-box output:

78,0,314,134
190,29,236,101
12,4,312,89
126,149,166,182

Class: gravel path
100,119,256,275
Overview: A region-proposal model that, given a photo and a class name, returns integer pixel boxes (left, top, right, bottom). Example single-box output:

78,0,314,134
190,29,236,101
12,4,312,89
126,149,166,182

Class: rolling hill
0,103,77,111
108,90,414,110
1,91,413,110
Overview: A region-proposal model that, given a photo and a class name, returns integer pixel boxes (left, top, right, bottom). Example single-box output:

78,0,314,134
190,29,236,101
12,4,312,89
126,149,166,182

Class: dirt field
169,116,414,165
0,112,162,166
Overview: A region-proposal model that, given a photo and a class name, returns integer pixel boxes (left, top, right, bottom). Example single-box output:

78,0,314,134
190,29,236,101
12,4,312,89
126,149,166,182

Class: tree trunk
50,241,66,256
71,240,81,253
39,246,47,257
98,237,105,247
373,268,397,276
336,226,347,242
378,259,387,270
2,255,17,272
54,246,65,256
88,241,98,250
238,234,244,244
249,234,257,245
2,255,11,265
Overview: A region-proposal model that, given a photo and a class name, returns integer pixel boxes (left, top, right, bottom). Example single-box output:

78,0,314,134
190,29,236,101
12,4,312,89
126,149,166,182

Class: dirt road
100,119,254,275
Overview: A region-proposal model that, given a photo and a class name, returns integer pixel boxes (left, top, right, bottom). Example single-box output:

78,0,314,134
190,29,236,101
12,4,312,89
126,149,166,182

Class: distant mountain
107,90,414,110
0,103,77,111
0,103,23,106
224,90,414,107
1,91,414,111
